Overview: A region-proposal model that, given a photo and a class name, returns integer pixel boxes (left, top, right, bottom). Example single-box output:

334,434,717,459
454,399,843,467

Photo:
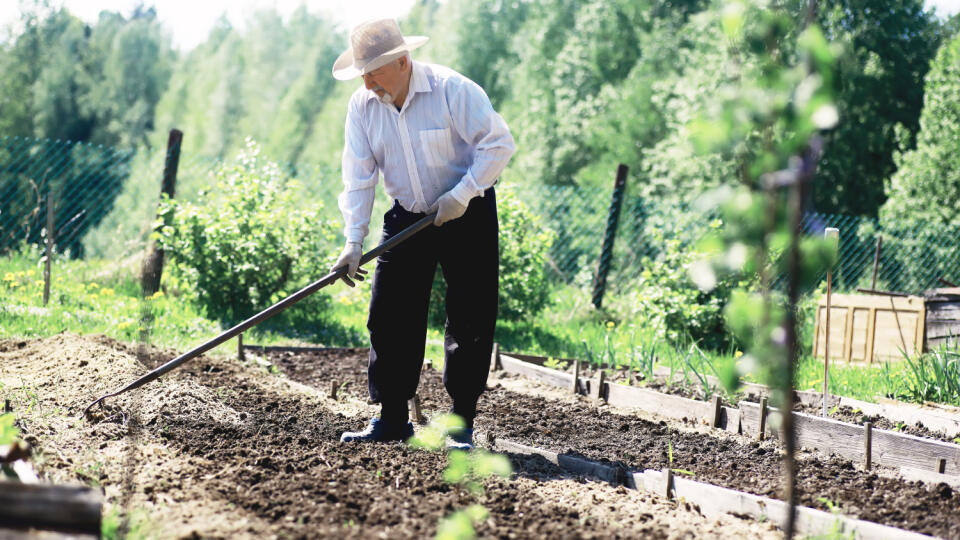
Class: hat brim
332,36,429,81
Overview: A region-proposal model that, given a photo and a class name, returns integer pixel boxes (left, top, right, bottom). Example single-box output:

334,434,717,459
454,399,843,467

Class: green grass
2,250,953,409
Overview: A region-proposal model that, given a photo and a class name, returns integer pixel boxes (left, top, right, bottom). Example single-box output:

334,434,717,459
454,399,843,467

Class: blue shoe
340,417,414,443
446,428,474,451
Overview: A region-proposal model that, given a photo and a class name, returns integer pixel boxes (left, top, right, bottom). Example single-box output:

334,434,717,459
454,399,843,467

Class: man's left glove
432,191,468,226
331,241,367,287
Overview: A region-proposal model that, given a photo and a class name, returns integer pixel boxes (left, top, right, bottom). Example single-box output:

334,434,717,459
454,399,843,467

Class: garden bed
0,335,777,539
264,347,960,538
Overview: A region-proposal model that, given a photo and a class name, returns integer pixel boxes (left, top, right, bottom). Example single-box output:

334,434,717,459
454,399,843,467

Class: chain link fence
2,135,958,295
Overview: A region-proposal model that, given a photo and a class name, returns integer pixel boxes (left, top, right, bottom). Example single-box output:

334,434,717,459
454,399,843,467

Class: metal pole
823,227,839,417
592,164,629,309
84,212,437,416
870,234,882,290
43,191,55,306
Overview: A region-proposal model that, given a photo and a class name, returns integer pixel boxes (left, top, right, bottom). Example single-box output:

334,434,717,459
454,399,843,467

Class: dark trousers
367,188,498,427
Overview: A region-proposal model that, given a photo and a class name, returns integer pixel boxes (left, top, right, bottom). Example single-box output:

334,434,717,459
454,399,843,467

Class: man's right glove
331,241,367,287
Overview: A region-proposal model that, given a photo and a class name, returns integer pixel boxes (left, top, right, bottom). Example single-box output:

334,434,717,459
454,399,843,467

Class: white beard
378,92,394,105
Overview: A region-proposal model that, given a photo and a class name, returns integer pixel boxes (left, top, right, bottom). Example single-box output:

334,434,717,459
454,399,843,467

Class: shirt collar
364,60,432,103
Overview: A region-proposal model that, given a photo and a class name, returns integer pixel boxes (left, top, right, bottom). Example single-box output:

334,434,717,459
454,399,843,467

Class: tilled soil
272,348,960,539
0,335,779,539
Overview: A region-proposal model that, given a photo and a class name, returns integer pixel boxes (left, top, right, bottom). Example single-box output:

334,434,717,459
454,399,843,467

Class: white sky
0,0,419,50
0,0,958,51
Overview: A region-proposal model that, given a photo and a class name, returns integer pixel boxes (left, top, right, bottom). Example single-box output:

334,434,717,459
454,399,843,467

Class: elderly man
331,19,515,448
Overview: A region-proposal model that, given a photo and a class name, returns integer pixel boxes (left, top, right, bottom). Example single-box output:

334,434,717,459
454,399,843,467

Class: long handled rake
83,213,436,417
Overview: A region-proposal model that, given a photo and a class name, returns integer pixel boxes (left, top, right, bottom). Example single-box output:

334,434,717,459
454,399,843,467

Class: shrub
627,227,742,350
158,140,338,325
429,184,556,327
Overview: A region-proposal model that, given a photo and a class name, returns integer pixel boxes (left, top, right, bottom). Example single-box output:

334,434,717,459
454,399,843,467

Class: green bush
628,227,741,350
429,185,556,327
158,140,339,325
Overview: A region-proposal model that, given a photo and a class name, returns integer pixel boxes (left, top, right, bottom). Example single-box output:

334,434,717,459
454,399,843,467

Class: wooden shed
813,294,926,363
813,291,960,363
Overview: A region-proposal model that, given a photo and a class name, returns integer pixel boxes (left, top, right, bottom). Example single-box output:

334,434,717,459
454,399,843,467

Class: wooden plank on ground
898,466,960,489
499,354,573,389
872,428,960,475
241,344,340,354
0,482,102,535
501,351,579,367
720,406,741,434
634,470,934,540
493,438,623,484
839,396,960,438
739,401,780,440
605,383,711,423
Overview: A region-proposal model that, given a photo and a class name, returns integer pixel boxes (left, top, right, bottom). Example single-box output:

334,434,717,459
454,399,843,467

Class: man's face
362,57,408,102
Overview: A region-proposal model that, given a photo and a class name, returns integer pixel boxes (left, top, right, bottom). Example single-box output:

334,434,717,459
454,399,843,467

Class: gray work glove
431,191,468,226
331,241,367,287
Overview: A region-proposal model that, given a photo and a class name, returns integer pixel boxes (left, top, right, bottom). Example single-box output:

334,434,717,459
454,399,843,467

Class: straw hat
332,19,429,81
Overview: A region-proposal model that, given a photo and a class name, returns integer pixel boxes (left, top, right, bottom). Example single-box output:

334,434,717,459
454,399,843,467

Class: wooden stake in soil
938,458,947,474
823,227,839,417
409,395,426,424
3,399,11,413
237,333,245,362
329,380,338,400
708,395,722,428
43,190,55,306
758,397,768,441
141,128,183,297
595,369,607,401
490,342,501,372
662,467,674,499
572,357,580,395
864,422,873,471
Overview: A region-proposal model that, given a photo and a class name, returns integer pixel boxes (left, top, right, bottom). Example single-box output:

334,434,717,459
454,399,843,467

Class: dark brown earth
270,348,960,539
1,335,779,539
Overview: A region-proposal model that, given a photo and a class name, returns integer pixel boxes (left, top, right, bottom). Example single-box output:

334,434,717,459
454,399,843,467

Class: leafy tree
809,0,945,216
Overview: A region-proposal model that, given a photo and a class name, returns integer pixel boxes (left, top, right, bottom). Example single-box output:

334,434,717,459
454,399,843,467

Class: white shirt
338,61,515,244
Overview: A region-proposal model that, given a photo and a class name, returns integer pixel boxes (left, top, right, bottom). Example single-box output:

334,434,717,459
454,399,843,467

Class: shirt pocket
419,128,455,168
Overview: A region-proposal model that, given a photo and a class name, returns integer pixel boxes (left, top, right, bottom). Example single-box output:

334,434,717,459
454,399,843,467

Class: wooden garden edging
490,437,933,540
498,352,960,477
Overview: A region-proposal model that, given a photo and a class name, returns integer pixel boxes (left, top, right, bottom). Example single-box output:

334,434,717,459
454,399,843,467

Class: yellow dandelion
87,283,99,290
148,291,164,300
2,273,14,282
117,321,133,330
734,350,743,359
605,321,616,329
101,288,115,296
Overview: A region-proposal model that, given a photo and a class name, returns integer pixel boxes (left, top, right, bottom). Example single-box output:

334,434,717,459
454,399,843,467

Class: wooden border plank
499,354,573,389
493,438,623,484
605,383,711,423
637,471,935,540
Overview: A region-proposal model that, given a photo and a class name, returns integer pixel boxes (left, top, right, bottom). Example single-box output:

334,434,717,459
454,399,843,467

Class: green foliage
900,348,960,406
687,0,839,402
429,185,556,327
630,227,740,349
811,0,946,216
409,414,512,540
0,413,19,446
880,33,960,246
436,505,489,540
158,140,338,324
